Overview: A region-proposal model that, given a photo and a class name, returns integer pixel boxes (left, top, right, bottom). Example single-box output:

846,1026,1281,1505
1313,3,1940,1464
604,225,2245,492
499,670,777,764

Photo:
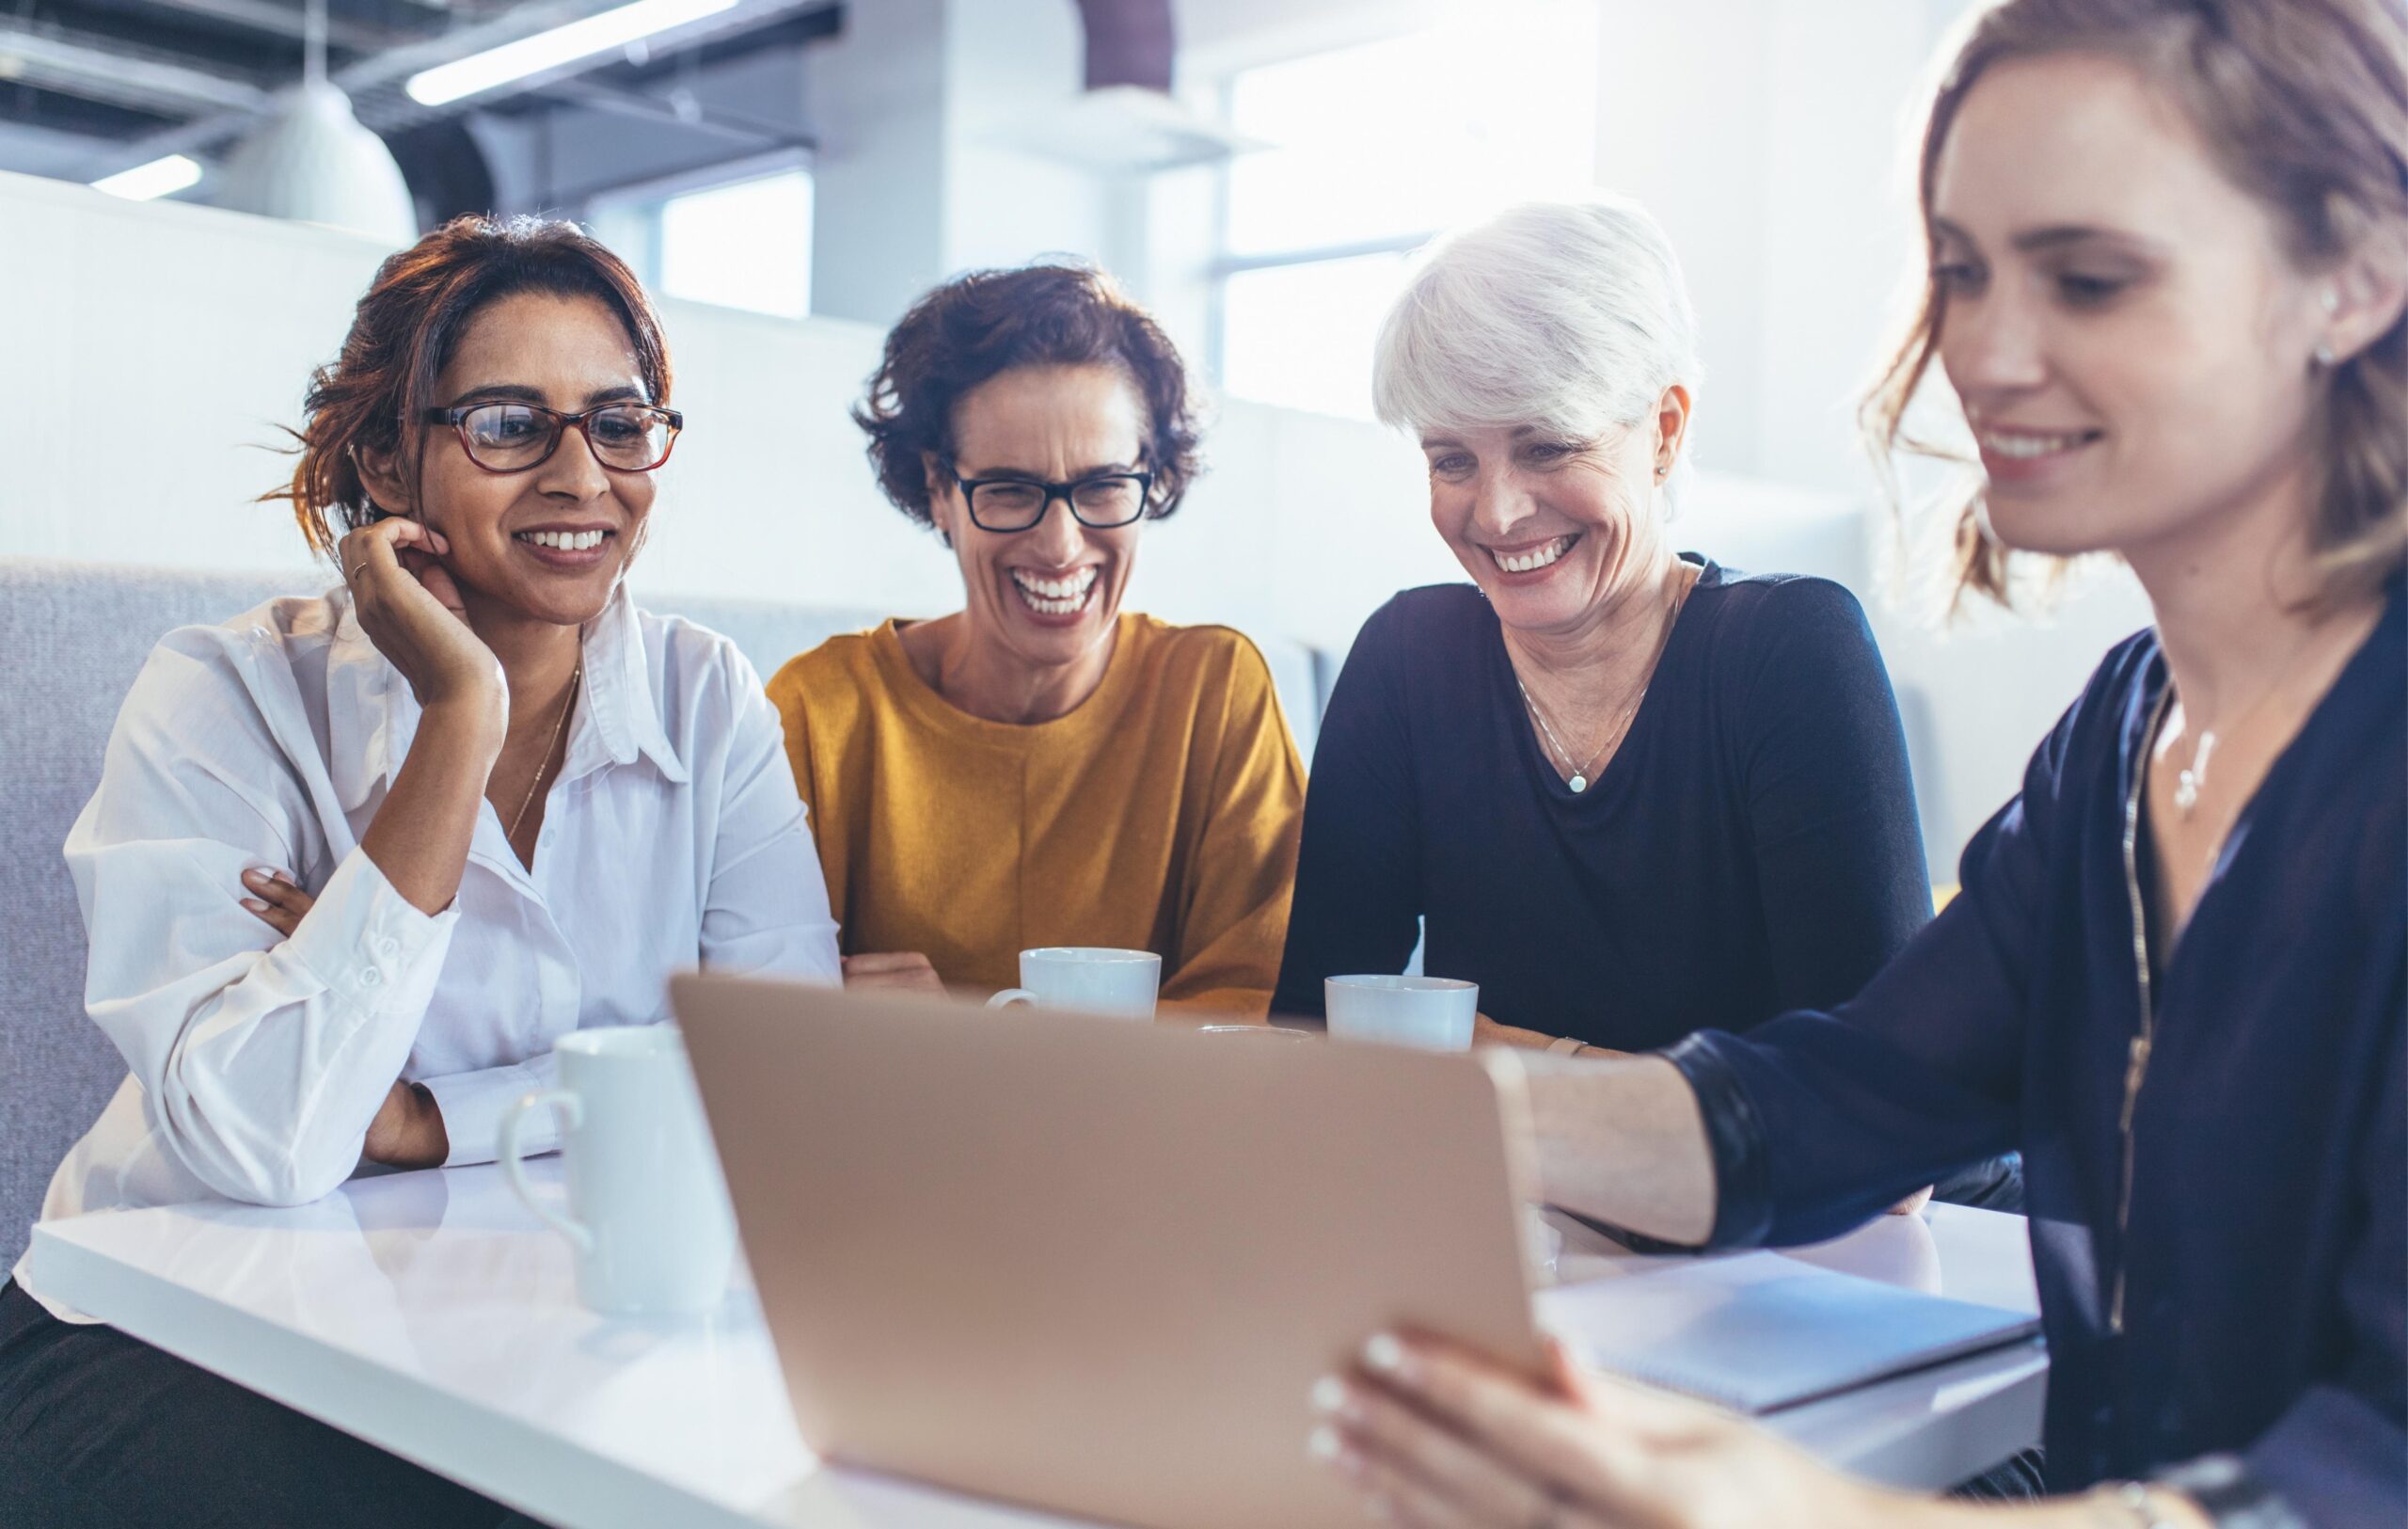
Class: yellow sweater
766,613,1307,1015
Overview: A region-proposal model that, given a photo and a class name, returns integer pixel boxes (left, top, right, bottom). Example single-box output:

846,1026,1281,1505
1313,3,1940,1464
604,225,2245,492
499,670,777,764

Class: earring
2315,342,2338,368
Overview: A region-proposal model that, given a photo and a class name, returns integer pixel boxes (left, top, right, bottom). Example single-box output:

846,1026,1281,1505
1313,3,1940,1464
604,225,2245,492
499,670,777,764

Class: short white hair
1372,197,1703,492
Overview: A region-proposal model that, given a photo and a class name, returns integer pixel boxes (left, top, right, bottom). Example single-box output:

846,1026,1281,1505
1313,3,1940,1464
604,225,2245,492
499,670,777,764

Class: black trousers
0,1280,530,1528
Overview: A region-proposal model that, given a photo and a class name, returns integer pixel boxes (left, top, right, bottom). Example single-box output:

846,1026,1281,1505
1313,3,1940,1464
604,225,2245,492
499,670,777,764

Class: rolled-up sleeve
69,635,457,1206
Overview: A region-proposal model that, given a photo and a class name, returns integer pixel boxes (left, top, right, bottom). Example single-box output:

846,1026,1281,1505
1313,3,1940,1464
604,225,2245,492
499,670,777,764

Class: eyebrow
958,459,1141,480
447,382,648,407
1930,217,2169,258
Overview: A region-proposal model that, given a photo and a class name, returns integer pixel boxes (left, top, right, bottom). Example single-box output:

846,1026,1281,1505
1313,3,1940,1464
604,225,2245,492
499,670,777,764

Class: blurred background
0,0,2149,869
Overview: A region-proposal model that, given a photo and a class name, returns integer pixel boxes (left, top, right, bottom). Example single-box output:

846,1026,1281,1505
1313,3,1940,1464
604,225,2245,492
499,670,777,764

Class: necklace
1513,569,1691,794
2163,629,2321,819
507,662,581,840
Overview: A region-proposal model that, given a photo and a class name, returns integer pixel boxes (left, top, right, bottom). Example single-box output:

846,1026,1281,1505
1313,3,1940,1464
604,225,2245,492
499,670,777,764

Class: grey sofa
0,557,1329,1269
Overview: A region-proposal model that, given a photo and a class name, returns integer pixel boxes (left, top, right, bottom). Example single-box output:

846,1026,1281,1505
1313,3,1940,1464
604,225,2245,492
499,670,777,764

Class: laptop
670,973,1547,1529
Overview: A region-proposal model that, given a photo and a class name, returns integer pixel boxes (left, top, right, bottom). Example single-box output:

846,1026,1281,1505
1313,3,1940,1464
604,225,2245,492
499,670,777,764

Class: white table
27,1163,2045,1528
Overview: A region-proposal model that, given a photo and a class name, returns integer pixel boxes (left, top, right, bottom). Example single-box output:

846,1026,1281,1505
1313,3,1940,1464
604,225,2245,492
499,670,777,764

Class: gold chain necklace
507,663,581,840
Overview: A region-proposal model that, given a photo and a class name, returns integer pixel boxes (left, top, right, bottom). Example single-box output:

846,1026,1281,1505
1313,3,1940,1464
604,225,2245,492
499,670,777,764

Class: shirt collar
326,582,688,814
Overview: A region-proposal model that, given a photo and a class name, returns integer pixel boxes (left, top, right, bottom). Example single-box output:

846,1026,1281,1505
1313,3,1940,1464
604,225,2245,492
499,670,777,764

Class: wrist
418,694,508,764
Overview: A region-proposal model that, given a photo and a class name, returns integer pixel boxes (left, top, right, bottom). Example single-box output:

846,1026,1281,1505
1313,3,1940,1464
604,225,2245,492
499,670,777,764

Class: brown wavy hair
265,215,672,558
1863,0,2408,612
854,261,1205,526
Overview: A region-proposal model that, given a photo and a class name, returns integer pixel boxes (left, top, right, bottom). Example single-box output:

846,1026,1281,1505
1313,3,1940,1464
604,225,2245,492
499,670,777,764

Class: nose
1020,493,1087,565
534,421,613,502
1938,285,2049,404
1466,465,1538,542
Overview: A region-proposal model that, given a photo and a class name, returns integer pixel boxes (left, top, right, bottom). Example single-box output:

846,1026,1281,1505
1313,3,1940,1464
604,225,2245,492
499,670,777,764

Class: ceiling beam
0,22,269,116
131,0,404,54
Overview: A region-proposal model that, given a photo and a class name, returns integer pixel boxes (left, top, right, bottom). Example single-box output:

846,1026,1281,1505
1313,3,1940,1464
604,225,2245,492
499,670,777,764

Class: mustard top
766,613,1307,1015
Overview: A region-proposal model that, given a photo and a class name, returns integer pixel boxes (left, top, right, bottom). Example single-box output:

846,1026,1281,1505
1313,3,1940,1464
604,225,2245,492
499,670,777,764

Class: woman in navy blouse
1306,0,2406,1525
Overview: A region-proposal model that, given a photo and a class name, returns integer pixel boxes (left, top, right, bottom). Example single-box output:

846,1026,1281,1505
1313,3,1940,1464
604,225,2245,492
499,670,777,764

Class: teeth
1978,429,2093,460
1490,535,1576,575
518,529,608,550
1010,567,1098,614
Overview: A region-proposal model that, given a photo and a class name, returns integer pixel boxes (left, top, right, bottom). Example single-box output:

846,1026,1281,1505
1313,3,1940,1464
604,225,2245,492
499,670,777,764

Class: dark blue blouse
1272,563,1935,1047
1672,590,2406,1519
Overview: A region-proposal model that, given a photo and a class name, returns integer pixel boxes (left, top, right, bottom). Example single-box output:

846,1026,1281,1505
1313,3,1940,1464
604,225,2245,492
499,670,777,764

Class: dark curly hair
264,215,671,558
854,261,1205,525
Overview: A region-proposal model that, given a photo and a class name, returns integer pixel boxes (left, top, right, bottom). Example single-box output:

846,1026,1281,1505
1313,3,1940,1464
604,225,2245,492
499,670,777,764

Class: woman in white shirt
0,215,840,1528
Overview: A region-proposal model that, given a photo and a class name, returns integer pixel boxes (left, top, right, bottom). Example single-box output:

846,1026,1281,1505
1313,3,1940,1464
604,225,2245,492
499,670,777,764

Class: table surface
29,1163,2046,1529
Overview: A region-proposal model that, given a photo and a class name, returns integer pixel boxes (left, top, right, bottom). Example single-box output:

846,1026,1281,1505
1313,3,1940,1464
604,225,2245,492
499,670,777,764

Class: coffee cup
987,947,1162,1020
1323,975,1479,1052
498,1026,737,1316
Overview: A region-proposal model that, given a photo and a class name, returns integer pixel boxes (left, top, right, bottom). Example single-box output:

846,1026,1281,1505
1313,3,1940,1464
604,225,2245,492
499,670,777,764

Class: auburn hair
265,215,671,557
1862,0,2408,612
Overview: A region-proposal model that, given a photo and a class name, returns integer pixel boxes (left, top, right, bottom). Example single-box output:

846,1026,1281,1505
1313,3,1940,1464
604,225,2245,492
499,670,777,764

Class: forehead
438,290,645,397
951,363,1147,460
1932,51,2266,250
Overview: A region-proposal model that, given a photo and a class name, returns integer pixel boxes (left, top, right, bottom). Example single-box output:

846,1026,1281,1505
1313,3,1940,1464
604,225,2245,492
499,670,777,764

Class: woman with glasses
768,262,1306,1012
0,215,838,1528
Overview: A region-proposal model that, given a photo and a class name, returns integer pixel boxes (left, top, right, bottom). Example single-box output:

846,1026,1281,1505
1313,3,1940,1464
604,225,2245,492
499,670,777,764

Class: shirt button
358,967,383,989
377,936,402,959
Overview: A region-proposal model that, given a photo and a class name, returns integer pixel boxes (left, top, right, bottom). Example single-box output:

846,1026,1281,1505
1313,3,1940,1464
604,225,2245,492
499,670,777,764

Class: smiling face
1422,406,1679,637
1930,52,2337,565
362,289,658,629
927,362,1149,673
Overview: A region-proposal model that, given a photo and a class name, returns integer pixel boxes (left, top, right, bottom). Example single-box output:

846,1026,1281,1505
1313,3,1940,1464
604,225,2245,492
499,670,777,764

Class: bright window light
657,167,813,320
405,0,739,106
1215,2,1599,419
90,154,203,201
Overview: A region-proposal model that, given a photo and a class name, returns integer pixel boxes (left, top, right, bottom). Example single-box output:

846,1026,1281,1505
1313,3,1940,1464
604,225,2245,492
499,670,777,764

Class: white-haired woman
1274,199,1971,1139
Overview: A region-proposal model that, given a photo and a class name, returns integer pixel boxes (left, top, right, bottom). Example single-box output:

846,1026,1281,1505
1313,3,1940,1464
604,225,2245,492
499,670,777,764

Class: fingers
1888,1187,1934,1216
239,868,313,937
339,516,448,586
1313,1374,1560,1529
842,952,946,993
1355,1332,1701,1516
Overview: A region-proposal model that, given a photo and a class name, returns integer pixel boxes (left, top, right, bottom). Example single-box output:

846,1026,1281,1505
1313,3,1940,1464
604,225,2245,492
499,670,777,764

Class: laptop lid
672,973,1545,1529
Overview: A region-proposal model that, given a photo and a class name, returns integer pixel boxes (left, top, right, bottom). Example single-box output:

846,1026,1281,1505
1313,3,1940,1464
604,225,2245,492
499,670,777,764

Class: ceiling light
405,0,739,107
90,155,203,200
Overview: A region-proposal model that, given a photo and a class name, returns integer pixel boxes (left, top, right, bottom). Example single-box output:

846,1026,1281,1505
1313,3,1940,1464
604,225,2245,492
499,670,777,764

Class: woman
768,262,1306,1014
1309,0,2405,1523
1270,199,2012,1206
0,216,840,1526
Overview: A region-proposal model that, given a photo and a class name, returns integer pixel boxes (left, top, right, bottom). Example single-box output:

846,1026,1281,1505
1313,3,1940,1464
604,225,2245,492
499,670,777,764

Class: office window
1213,5,1598,419
590,158,813,320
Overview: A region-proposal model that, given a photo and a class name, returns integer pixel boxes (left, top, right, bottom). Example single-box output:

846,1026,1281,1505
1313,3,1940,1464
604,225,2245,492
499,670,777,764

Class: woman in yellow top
767,263,1306,1015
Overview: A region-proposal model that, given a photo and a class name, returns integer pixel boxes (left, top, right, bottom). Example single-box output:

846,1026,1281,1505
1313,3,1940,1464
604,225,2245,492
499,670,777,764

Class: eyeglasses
950,466,1154,533
424,402,684,474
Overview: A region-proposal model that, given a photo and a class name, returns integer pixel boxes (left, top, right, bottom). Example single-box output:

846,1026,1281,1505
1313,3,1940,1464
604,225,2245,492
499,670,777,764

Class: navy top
1672,590,2406,1517
1272,561,1934,1047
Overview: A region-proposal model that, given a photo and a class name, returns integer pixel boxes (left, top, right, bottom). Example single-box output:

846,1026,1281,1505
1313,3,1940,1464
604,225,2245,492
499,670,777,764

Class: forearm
1524,1052,1719,1246
360,701,501,916
1893,1488,2211,1529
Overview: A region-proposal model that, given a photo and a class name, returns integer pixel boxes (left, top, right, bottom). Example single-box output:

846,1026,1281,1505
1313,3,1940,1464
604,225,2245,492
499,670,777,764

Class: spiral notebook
1534,1252,2040,1415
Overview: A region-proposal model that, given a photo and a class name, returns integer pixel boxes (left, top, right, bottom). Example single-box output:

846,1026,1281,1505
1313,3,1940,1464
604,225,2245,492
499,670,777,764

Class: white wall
0,154,2147,869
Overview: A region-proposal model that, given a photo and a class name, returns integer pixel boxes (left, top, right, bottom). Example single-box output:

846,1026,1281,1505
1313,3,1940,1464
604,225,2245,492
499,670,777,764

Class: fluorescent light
405,0,738,106
90,154,203,200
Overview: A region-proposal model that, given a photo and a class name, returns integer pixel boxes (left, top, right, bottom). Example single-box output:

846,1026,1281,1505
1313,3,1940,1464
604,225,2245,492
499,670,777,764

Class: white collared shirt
17,585,840,1318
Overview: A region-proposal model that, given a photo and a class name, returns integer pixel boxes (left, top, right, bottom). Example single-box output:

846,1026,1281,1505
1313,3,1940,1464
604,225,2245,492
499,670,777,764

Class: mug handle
499,1089,594,1254
986,988,1038,1009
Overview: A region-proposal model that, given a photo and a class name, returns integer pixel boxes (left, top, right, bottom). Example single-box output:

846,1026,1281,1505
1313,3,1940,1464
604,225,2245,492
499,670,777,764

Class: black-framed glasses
424,402,684,474
950,466,1153,533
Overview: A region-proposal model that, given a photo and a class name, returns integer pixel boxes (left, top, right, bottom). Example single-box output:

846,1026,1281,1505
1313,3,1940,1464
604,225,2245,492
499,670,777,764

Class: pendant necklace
2165,629,2320,819
1514,571,1690,795
507,662,582,840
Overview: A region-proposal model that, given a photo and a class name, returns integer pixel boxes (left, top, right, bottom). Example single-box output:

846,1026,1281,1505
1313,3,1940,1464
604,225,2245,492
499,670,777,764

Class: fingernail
1361,1332,1407,1378
1310,1375,1354,1419
240,899,266,913
1307,1425,1343,1464
241,868,265,884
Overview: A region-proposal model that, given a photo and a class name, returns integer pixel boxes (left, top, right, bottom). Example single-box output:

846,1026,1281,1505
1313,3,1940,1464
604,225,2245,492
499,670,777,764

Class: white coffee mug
1323,975,1480,1052
498,1026,737,1316
987,947,1162,1019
